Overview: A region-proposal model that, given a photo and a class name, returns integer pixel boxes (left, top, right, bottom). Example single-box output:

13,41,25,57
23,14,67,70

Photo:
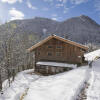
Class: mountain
0,15,100,81
57,15,100,44
0,15,100,46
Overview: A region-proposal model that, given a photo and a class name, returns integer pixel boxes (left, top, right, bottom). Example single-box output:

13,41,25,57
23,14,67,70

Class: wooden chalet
28,35,88,75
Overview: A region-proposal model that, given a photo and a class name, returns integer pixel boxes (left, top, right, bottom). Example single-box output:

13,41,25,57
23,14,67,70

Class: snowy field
87,59,100,100
0,67,88,100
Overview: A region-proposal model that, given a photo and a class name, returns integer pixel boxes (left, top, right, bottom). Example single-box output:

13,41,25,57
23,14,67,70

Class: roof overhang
27,35,88,52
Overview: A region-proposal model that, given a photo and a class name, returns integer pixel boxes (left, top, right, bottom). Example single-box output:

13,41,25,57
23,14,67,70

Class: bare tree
0,68,2,91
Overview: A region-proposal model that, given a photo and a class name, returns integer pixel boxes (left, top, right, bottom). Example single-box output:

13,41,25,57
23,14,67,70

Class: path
76,67,91,100
23,67,88,100
20,77,41,100
0,69,41,100
87,59,100,100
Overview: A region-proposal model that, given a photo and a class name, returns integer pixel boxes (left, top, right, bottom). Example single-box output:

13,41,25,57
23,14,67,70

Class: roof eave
27,35,88,52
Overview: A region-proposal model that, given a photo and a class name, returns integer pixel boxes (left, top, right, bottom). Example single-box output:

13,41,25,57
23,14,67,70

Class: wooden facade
28,35,88,75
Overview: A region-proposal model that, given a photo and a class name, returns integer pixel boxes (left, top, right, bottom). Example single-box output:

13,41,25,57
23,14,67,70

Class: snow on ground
24,67,89,100
0,67,89,100
87,59,100,100
0,69,40,100
84,49,100,61
84,49,100,100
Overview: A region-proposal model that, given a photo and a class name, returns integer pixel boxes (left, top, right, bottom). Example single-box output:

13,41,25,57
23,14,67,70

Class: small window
38,52,40,55
56,52,62,56
47,52,52,56
56,45,62,49
48,45,52,48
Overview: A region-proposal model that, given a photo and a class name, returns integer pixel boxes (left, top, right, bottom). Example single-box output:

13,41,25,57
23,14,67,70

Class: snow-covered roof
84,49,100,61
36,61,77,68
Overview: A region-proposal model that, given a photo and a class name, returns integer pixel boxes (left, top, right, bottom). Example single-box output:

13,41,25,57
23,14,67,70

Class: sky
0,0,100,24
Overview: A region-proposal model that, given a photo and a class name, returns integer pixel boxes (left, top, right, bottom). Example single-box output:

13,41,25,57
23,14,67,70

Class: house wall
35,65,72,75
35,38,85,64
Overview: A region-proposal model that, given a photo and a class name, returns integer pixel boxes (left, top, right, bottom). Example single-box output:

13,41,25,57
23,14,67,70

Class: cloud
44,0,88,7
1,0,23,4
43,0,54,5
9,8,24,20
52,17,58,21
57,0,88,4
63,7,69,13
18,0,23,3
56,3,64,8
26,0,38,10
55,0,88,14
70,0,88,5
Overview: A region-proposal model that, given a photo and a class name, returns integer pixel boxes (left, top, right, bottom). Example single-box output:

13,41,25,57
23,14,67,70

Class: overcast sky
0,0,100,24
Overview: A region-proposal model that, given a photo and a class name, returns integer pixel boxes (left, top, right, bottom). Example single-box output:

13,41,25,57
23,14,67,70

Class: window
56,52,62,56
47,52,52,56
48,45,52,48
38,52,40,55
56,45,62,49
